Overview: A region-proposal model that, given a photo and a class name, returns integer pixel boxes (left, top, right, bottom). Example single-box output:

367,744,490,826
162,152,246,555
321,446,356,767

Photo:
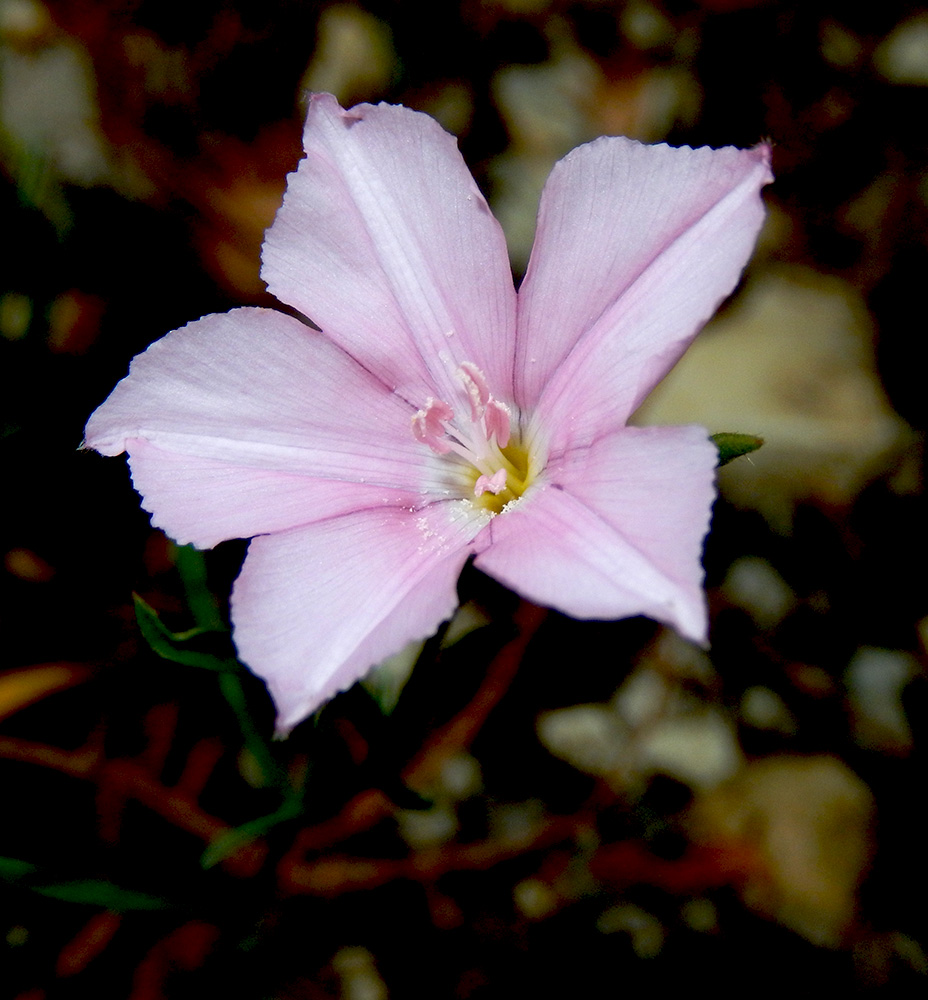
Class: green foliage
0,856,169,911
172,543,225,630
33,880,169,910
0,855,38,879
200,798,304,869
133,560,307,863
132,593,236,672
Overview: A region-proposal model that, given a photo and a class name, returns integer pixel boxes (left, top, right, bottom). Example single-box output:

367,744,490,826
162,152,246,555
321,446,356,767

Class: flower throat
412,362,536,515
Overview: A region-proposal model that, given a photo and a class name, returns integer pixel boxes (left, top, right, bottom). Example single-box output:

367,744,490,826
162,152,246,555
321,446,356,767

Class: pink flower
85,94,771,733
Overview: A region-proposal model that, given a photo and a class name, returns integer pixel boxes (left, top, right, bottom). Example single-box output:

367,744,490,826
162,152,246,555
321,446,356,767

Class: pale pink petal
474,426,717,643
126,440,425,548
516,138,771,449
84,307,442,489
261,94,518,408
231,501,489,733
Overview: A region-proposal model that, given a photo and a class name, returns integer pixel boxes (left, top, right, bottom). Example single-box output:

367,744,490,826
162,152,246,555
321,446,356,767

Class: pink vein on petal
475,425,718,643
232,500,489,734
261,94,518,408
516,138,771,452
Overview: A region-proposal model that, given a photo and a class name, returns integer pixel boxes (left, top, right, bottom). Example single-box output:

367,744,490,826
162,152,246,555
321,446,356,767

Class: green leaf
1,859,170,911
0,855,38,880
200,797,304,869
217,671,288,793
134,596,289,794
133,593,238,672
712,432,764,467
134,592,293,802
32,879,169,911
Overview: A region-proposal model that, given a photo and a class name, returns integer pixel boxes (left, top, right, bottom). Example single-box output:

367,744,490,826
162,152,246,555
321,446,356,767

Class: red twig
278,601,547,892
403,601,547,791
55,912,123,978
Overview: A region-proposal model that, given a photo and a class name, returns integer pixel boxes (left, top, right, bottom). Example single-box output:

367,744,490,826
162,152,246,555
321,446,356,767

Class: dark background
2,1,927,996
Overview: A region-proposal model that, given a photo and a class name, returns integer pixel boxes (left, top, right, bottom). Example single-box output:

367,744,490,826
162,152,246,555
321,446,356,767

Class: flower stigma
412,362,540,515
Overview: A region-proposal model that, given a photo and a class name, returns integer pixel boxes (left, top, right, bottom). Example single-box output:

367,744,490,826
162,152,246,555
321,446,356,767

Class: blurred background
2,0,927,996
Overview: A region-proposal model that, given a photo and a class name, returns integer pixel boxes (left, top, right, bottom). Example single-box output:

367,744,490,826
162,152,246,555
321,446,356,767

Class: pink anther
458,362,491,422
484,399,511,448
412,398,454,454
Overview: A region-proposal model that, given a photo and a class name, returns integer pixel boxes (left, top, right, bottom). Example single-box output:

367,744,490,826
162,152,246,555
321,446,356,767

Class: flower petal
261,94,518,408
475,425,717,643
231,501,488,733
516,137,771,449
125,440,425,548
83,307,456,545
85,308,421,477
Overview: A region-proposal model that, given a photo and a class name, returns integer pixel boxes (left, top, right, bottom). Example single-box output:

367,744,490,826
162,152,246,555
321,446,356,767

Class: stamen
411,361,538,515
457,362,490,422
412,398,454,454
484,399,511,448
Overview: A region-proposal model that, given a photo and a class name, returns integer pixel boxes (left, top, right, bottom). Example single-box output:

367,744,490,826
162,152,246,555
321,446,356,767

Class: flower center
412,362,538,515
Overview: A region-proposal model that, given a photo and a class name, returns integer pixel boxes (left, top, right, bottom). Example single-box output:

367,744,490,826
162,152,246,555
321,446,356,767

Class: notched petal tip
307,90,364,127
517,126,774,432
304,91,450,142
264,91,518,408
749,139,774,186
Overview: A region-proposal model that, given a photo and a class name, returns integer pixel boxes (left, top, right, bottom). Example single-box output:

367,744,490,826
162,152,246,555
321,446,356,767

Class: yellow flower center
466,440,535,514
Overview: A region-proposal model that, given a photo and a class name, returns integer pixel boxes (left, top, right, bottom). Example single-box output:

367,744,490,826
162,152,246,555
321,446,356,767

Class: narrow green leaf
712,432,764,467
217,672,285,791
200,798,304,869
1,859,170,911
134,597,287,794
133,593,237,672
32,879,168,911
0,856,38,880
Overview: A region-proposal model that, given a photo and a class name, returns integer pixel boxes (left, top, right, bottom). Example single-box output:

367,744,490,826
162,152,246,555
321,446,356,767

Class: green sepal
711,432,764,467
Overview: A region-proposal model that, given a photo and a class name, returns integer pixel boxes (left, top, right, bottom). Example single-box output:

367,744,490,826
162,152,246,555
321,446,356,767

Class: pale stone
875,14,928,85
740,686,797,735
536,704,629,777
845,647,918,754
723,556,797,630
690,756,874,947
636,265,910,528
